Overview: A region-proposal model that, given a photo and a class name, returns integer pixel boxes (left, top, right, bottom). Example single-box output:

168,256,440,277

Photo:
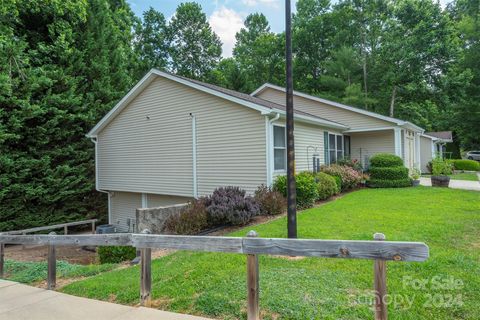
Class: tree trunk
389,86,397,117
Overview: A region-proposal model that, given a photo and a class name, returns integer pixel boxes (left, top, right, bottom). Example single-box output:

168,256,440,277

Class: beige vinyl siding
98,77,266,197
110,192,141,232
257,88,392,130
147,194,192,207
350,130,395,168
420,136,434,173
271,120,338,180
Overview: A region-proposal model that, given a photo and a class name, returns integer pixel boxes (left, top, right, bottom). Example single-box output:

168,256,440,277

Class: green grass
61,187,480,319
4,260,117,284
449,172,479,181
422,172,479,181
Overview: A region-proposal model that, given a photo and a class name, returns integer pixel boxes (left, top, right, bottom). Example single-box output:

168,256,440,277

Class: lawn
61,187,480,320
422,172,479,181
449,172,479,181
3,260,117,284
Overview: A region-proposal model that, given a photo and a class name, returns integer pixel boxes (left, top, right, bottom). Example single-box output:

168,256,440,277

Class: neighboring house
425,131,454,158
87,69,432,231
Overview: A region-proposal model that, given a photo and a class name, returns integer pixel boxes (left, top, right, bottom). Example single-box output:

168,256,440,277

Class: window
344,135,351,158
327,133,344,164
273,125,286,171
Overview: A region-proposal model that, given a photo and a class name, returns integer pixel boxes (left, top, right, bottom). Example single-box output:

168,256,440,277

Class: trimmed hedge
368,179,412,188
313,172,338,200
367,154,411,188
370,153,404,167
450,159,480,171
369,166,409,180
98,246,136,264
273,172,318,209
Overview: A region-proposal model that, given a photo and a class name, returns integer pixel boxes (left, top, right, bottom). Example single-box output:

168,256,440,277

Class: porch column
394,128,402,158
415,133,421,170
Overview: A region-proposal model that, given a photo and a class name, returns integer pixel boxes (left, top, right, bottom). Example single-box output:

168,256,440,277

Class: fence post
47,232,57,290
140,229,152,307
91,220,96,234
0,242,4,278
246,230,259,320
64,225,68,235
373,233,387,320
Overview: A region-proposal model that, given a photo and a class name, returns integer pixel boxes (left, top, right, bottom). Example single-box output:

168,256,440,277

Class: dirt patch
5,244,97,264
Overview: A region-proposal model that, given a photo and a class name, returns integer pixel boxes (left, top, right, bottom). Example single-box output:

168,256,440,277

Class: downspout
266,113,280,186
190,113,198,198
90,137,112,224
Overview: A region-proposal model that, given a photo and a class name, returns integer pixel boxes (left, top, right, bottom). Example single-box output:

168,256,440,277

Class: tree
447,0,480,149
0,0,138,231
233,13,284,92
293,0,335,93
134,7,169,76
168,2,222,80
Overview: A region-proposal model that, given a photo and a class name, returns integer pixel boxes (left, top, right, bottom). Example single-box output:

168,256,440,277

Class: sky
127,0,451,58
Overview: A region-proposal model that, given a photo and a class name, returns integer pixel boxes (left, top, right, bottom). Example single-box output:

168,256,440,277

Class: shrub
331,175,342,193
367,154,410,188
367,179,412,188
370,153,404,167
450,159,480,171
410,167,421,180
337,158,363,172
313,172,338,200
254,185,287,215
164,199,209,235
426,161,433,174
273,172,318,208
98,246,136,264
432,158,453,176
369,166,409,180
320,164,363,191
204,187,260,226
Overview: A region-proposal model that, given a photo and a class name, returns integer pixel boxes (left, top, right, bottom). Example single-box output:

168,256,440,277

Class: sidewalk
0,280,211,320
419,177,480,191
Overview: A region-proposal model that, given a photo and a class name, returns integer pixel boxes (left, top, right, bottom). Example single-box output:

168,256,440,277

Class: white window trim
327,132,344,164
272,123,287,173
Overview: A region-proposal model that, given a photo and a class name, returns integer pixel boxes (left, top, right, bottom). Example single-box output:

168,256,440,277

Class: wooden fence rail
0,219,98,236
0,231,429,320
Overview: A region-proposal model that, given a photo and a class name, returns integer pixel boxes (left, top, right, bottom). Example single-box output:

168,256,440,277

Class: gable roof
425,131,453,142
87,69,347,137
251,83,425,132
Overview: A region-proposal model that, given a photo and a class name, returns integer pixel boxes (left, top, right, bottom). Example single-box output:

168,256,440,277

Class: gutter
190,113,198,198
90,136,112,223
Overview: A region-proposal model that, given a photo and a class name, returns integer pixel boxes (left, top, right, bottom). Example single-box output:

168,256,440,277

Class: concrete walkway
419,177,480,191
0,280,210,320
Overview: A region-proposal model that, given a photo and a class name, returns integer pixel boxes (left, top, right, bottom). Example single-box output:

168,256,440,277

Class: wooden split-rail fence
0,230,429,320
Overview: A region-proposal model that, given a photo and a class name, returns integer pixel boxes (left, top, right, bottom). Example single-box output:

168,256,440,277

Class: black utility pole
285,0,297,238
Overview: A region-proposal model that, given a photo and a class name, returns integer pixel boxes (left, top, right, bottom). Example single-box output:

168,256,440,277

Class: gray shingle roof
172,72,347,127
425,131,453,140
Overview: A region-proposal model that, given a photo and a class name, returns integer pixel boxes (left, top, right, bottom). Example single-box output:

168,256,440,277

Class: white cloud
242,0,280,9
209,6,244,57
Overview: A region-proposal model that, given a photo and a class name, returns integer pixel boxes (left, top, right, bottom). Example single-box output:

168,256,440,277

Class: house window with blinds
326,132,344,164
273,125,286,171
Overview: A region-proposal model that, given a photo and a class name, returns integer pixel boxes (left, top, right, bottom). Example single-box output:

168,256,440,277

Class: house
87,69,432,231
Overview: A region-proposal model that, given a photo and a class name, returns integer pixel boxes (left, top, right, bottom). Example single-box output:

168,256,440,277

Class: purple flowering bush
204,187,260,226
